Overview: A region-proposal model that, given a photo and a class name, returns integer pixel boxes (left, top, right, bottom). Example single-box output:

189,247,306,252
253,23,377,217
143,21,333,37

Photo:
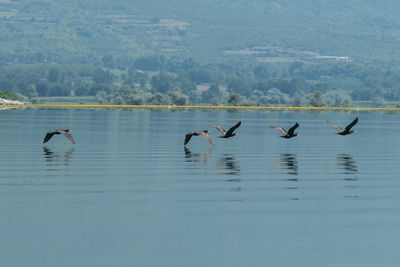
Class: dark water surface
1,108,400,266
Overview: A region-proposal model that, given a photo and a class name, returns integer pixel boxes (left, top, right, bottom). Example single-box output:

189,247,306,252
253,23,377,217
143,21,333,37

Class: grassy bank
2,103,400,111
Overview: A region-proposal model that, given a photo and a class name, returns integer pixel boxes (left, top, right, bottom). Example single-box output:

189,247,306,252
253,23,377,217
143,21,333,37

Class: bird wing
184,133,193,145
287,123,299,136
327,121,343,132
226,121,241,136
60,131,75,144
198,131,214,145
43,132,55,143
269,126,287,135
345,117,358,132
209,122,226,135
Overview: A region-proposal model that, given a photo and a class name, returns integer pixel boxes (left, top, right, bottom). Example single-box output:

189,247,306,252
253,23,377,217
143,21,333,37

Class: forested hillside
1,0,400,106
2,0,400,64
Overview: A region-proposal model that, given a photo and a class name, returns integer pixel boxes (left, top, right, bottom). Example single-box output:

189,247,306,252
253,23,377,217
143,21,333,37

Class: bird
43,129,75,144
209,121,241,138
184,130,213,146
327,117,358,135
269,123,300,138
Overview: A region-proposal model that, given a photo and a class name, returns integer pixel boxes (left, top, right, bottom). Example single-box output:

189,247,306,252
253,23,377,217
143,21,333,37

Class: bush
168,90,190,105
0,91,19,100
309,91,327,107
149,93,172,105
227,94,243,106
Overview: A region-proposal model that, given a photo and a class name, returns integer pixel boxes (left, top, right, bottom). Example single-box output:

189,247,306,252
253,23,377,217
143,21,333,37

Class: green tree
168,90,190,105
202,84,221,103
92,69,115,84
253,65,270,79
325,91,353,107
16,82,30,95
111,95,126,105
264,88,290,104
126,94,145,105
174,74,196,93
102,54,115,69
189,68,212,83
309,91,327,107
0,79,14,93
49,84,70,96
151,71,175,93
134,55,167,71
0,91,18,100
149,93,172,105
227,79,251,96
35,82,50,97
340,97,352,107
209,97,225,106
74,86,90,96
291,93,306,107
29,91,39,104
90,83,113,96
227,93,243,106
123,68,149,88
189,90,202,104
47,68,60,83
96,91,108,104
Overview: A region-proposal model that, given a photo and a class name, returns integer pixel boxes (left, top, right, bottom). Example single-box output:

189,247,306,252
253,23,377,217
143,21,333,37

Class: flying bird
43,129,75,144
209,121,241,138
270,123,300,139
327,117,358,135
184,130,213,146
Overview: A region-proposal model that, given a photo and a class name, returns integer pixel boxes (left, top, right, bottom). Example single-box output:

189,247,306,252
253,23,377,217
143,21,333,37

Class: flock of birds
42,117,359,145
184,117,359,146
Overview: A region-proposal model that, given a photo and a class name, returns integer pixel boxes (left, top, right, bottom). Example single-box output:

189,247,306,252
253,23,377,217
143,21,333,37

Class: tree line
2,56,400,107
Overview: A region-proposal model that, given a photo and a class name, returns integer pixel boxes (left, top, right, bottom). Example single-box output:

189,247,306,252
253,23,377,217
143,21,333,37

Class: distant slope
1,0,400,65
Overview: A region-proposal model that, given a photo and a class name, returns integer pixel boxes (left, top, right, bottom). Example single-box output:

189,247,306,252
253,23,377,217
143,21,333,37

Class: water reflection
218,154,240,175
336,154,359,198
184,147,213,163
43,147,75,166
336,154,358,175
278,154,298,197
280,153,298,176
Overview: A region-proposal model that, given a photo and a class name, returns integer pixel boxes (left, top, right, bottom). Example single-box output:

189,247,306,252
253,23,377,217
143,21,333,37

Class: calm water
1,108,400,267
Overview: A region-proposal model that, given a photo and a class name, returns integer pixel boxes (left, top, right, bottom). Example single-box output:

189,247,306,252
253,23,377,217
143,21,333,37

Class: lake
1,108,400,267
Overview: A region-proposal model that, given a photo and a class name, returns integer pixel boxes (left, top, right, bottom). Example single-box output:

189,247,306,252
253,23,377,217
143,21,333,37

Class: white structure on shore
0,98,27,109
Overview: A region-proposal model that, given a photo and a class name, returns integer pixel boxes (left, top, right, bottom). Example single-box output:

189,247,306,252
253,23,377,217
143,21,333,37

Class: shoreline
0,98,28,110
1,103,400,111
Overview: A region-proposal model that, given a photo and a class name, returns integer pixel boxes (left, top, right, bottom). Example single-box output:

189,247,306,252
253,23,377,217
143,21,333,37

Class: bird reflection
184,147,213,163
336,154,359,198
280,153,298,176
336,154,358,175
218,154,240,175
43,147,75,166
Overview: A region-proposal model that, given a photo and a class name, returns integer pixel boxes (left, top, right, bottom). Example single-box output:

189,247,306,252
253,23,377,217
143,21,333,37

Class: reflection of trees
218,154,240,175
184,147,213,163
280,153,298,176
336,154,358,174
43,147,74,166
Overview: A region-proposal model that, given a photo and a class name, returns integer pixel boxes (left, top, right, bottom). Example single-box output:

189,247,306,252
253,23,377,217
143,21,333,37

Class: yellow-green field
2,104,400,111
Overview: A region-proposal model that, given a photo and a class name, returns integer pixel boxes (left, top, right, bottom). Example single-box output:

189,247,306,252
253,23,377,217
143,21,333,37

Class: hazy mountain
1,0,400,65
